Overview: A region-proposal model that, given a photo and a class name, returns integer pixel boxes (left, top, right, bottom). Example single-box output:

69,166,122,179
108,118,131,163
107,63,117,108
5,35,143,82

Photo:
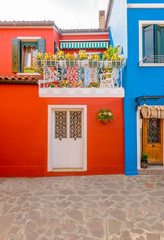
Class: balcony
37,60,126,98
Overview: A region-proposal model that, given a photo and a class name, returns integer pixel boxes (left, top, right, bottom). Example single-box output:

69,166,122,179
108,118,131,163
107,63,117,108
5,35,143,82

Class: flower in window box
88,54,100,68
79,50,87,60
34,52,44,66
65,53,78,67
57,50,65,60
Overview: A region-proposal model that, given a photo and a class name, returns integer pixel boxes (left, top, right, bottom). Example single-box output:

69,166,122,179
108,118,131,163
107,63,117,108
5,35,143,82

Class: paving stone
25,220,36,235
136,237,145,240
146,233,161,240
120,230,132,240
107,219,122,234
26,231,38,240
66,209,83,222
151,222,164,232
110,209,126,222
0,215,14,235
61,219,76,232
131,228,144,234
144,183,153,189
86,218,104,238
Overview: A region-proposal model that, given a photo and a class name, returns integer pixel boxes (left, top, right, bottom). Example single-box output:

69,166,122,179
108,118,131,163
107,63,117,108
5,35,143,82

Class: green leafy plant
48,83,57,88
97,108,114,123
59,78,71,88
141,153,149,163
87,82,99,88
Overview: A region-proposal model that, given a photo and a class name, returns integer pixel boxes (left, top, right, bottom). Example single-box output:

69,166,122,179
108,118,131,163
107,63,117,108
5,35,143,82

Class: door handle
74,138,77,141
152,144,155,147
59,138,62,141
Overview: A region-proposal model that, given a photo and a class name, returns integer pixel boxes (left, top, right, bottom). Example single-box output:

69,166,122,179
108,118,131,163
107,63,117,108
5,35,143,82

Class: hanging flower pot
97,108,114,123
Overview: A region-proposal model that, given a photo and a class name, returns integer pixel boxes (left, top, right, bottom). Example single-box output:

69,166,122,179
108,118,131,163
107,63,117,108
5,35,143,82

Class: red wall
0,84,124,177
61,34,109,41
0,28,55,75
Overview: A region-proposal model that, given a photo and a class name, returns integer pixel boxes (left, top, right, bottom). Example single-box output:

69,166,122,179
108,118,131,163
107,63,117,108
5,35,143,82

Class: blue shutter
12,39,20,73
38,39,46,53
143,25,155,63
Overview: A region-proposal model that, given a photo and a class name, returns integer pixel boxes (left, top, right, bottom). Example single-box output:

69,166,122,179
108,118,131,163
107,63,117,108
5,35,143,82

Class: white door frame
48,105,87,172
137,107,164,169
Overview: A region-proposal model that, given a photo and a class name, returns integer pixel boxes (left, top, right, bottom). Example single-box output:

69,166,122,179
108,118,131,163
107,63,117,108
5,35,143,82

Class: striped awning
60,41,109,50
141,104,164,119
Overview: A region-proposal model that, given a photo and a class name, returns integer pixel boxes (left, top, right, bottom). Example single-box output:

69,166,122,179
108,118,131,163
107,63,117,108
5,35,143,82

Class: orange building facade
0,21,125,177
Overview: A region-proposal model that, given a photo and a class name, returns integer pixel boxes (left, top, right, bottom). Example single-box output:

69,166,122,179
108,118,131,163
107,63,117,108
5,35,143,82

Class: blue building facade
108,0,164,175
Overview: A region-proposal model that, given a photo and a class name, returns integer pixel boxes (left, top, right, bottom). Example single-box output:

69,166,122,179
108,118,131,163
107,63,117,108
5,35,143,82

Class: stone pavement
0,175,164,240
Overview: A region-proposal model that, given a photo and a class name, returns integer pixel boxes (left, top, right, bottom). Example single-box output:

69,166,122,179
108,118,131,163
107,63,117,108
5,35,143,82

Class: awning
141,104,164,119
22,42,38,48
60,41,109,50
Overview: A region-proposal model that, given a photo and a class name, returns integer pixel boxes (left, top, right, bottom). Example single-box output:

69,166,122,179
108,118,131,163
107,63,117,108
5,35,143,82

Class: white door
52,109,84,169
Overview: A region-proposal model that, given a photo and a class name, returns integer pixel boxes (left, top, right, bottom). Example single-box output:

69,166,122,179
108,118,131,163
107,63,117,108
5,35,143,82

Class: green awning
60,41,109,50
22,42,38,48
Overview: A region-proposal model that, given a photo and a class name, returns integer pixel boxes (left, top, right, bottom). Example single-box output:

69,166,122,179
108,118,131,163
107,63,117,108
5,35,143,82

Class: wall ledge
39,87,124,98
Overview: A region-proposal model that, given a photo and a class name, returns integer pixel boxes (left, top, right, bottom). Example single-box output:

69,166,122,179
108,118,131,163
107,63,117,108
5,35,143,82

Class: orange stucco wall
0,28,55,75
0,84,124,177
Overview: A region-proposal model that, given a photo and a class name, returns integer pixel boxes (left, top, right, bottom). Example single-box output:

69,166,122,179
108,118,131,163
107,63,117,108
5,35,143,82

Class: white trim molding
48,105,87,172
139,20,164,67
17,37,41,40
62,32,109,36
128,4,164,9
39,88,124,98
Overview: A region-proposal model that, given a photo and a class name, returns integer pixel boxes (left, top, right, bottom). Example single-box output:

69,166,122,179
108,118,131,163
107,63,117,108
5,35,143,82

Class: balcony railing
37,60,126,90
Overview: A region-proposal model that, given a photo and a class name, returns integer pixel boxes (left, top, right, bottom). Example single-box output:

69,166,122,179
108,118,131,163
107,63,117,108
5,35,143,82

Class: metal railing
139,55,164,64
36,60,126,89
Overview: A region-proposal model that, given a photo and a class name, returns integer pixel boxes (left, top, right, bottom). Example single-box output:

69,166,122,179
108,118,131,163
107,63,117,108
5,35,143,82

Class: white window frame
139,20,164,67
16,37,41,75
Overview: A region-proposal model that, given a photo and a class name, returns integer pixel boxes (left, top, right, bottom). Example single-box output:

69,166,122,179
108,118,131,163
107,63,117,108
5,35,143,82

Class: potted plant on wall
141,152,149,168
97,108,114,123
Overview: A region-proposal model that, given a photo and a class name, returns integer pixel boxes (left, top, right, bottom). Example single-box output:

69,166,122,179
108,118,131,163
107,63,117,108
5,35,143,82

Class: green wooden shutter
143,25,155,62
54,42,59,53
38,39,46,53
12,39,20,73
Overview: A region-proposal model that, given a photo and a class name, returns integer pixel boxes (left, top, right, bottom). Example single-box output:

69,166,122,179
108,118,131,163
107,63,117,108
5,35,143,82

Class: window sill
17,73,41,76
139,63,164,67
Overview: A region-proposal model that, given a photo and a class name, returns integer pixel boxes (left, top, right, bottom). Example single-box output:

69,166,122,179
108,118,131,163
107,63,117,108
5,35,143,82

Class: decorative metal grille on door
54,111,67,139
147,118,160,143
70,111,82,139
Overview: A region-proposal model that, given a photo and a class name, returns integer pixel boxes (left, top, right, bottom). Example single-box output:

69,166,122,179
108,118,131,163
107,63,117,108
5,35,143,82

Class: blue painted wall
127,0,164,3
109,0,127,57
109,0,164,175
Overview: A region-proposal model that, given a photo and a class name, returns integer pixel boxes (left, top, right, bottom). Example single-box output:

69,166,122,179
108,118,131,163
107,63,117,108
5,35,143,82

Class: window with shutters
139,21,164,66
12,38,46,73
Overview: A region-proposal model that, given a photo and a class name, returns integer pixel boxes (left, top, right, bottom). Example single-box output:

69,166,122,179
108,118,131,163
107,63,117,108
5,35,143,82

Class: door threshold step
52,168,84,172
138,167,164,175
